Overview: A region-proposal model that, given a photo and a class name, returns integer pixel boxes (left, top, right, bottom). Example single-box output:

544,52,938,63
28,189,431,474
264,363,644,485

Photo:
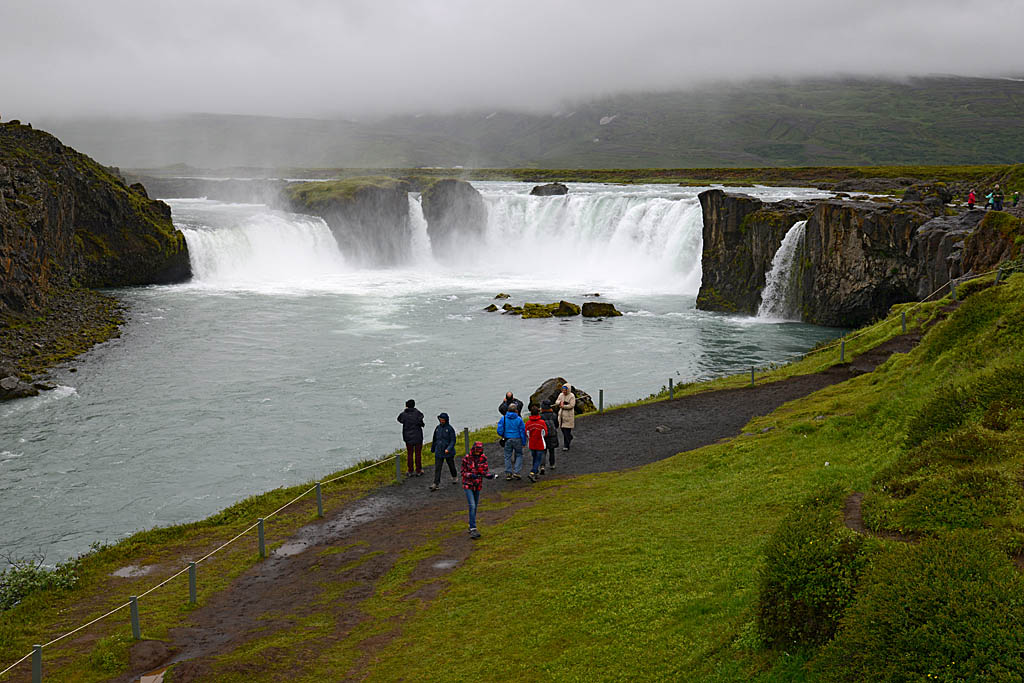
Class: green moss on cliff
286,176,408,210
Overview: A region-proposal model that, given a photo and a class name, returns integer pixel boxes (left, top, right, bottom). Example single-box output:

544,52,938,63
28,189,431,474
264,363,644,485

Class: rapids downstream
1,181,839,566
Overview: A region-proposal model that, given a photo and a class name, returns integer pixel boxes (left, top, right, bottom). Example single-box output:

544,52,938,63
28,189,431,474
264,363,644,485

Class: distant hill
33,76,1024,169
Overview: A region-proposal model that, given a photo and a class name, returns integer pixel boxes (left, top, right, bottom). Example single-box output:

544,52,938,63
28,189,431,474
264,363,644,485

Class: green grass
284,176,408,209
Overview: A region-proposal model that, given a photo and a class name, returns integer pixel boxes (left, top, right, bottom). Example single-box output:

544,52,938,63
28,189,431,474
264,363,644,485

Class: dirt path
119,335,919,682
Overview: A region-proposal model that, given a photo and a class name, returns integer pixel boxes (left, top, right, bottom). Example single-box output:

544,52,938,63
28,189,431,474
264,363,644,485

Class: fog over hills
35,77,1024,170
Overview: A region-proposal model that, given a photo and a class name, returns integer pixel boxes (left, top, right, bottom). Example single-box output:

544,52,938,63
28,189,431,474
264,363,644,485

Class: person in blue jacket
429,413,458,491
497,403,527,480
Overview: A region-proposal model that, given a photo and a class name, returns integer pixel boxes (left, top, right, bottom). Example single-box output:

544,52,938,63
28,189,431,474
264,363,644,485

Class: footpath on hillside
113,335,918,683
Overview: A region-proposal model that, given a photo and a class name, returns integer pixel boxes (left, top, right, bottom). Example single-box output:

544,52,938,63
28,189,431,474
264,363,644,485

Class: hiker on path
498,391,524,416
986,190,995,210
397,399,425,477
1014,190,1020,208
994,185,1005,211
555,383,577,451
967,189,976,209
429,412,458,491
525,404,549,482
461,441,496,539
497,403,527,480
540,400,559,472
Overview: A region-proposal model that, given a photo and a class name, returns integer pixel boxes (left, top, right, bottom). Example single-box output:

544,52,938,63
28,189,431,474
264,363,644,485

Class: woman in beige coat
554,383,576,451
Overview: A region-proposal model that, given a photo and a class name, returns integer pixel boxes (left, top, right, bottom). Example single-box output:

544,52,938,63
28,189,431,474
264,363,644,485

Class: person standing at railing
462,441,496,539
555,383,577,451
397,399,425,477
429,412,458,491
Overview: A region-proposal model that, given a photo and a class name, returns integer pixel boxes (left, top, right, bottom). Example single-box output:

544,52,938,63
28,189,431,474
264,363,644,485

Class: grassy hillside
37,76,1024,169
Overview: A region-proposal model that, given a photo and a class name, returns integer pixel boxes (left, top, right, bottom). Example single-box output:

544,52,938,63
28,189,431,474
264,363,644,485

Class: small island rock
581,302,623,317
530,183,569,197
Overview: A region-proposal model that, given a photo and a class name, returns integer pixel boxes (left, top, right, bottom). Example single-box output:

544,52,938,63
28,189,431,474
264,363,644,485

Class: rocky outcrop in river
286,177,412,266
697,188,1022,326
420,179,488,261
0,122,191,318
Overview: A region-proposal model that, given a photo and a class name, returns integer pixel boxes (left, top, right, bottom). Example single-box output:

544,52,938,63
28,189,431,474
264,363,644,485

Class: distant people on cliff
498,391,524,415
993,185,1005,211
525,405,549,482
397,399,425,477
967,189,976,209
461,441,496,539
555,383,577,451
986,190,995,210
1014,190,1021,208
429,412,458,491
540,400,559,471
498,402,527,480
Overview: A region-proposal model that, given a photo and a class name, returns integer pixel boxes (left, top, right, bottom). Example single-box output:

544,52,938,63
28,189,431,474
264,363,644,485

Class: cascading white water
407,194,434,266
179,205,347,290
757,220,807,321
463,189,705,294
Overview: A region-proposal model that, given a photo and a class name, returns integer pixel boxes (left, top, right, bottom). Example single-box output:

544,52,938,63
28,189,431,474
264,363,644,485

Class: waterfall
757,220,807,321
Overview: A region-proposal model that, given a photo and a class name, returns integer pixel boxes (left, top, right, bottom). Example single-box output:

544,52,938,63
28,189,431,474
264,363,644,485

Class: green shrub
896,469,1020,533
876,424,1012,489
757,486,868,648
0,555,80,611
815,531,1024,681
905,366,1024,447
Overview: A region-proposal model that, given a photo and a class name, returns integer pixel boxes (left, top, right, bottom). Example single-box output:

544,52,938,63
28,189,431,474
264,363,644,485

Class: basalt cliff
696,188,1022,326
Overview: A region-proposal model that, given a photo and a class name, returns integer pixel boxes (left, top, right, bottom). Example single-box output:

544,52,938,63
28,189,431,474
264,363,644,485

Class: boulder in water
530,183,569,196
483,304,499,312
521,300,580,318
494,293,511,299
522,303,554,319
529,378,596,414
421,179,488,261
1,375,39,401
581,302,623,317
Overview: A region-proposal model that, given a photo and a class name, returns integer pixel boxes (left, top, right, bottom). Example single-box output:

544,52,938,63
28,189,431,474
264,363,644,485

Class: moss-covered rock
0,122,191,317
581,301,623,317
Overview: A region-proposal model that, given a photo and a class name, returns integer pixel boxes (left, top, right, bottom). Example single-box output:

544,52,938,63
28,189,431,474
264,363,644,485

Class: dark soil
107,335,919,683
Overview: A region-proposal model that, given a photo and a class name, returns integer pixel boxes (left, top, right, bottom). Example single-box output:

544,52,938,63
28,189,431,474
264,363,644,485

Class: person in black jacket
498,391,524,416
429,412,458,491
397,399,425,477
540,400,559,473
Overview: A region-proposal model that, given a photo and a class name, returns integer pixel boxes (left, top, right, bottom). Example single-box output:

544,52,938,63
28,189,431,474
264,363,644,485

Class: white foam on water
1,385,78,419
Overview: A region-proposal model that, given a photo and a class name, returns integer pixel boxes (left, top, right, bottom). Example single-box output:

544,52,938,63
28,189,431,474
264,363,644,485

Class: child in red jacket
461,441,495,539
524,405,549,483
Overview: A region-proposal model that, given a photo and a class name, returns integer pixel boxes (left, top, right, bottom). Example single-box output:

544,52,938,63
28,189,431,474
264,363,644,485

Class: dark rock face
0,122,191,317
697,188,1017,327
530,183,569,196
581,302,623,317
0,375,39,400
530,377,597,414
286,178,411,266
420,179,488,261
696,190,813,314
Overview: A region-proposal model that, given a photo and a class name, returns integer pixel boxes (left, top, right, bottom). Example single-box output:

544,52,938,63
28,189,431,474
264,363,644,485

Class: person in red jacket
524,405,549,482
968,189,976,210
461,441,495,539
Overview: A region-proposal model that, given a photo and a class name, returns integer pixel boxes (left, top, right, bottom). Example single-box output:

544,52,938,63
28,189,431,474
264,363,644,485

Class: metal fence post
996,268,1003,285
750,366,755,387
395,446,402,483
599,389,604,412
951,281,958,301
32,645,41,683
464,427,470,454
315,482,323,518
257,518,266,559
130,596,141,640
668,378,673,399
188,562,197,605
840,339,846,363
901,311,907,334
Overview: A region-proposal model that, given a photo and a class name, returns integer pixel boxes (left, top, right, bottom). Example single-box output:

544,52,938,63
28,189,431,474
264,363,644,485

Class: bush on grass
757,486,868,648
815,530,1024,682
0,554,80,611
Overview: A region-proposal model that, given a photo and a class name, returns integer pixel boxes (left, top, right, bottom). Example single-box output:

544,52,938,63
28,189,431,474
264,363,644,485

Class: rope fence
1,265,1013,681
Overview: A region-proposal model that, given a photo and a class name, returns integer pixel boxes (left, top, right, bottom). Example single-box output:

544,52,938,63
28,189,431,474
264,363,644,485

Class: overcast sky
2,0,1020,119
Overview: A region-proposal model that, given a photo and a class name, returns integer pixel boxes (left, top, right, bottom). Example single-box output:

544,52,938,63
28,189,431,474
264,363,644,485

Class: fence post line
257,518,266,559
668,378,673,400
840,339,846,363
32,645,41,683
599,389,604,412
395,445,402,483
188,562,197,605
130,596,141,640
951,281,958,301
901,310,907,334
996,268,1003,286
750,366,755,387
315,482,323,518
464,427,470,455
